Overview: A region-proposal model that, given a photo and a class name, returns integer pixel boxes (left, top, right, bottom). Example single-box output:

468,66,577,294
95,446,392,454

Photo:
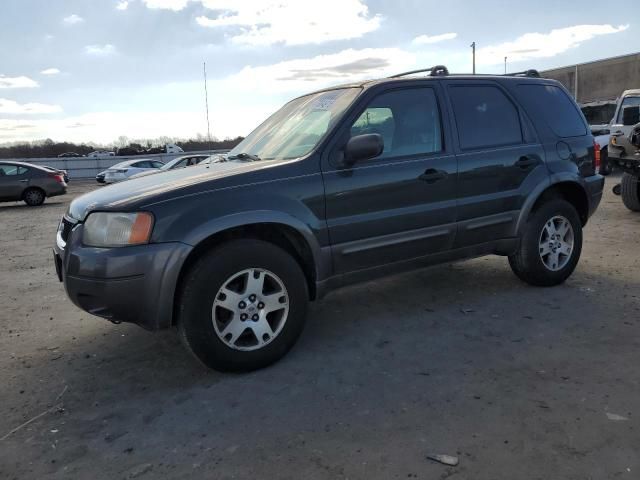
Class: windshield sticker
312,93,339,111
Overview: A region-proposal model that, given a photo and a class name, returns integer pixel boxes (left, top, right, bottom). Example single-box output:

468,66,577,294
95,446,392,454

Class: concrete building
541,52,640,104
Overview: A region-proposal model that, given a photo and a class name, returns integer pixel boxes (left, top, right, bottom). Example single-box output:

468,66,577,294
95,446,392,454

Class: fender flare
514,174,588,236
180,209,330,282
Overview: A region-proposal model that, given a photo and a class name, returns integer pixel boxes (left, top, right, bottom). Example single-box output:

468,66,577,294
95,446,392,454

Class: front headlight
83,212,154,247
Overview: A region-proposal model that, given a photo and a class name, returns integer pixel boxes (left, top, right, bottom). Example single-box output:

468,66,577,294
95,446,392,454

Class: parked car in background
580,100,617,176
0,161,66,206
95,171,106,184
57,152,82,158
42,166,69,183
128,154,210,179
87,150,115,158
102,159,164,184
53,66,604,372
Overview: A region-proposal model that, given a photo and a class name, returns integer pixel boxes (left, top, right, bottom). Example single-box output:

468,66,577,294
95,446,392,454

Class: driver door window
349,88,442,160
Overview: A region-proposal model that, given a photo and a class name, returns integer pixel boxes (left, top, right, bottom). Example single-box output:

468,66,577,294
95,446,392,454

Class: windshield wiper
227,153,261,162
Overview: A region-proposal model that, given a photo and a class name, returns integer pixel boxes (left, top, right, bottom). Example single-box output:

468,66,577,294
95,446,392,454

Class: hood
68,160,273,221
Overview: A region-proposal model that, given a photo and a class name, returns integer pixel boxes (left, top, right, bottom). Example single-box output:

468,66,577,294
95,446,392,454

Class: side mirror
344,133,384,165
622,105,640,126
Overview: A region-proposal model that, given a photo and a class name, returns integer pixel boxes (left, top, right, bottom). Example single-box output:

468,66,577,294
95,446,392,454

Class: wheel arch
516,179,590,235
172,217,325,325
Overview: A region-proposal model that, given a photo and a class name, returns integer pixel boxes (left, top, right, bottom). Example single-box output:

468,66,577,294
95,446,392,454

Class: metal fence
5,150,229,179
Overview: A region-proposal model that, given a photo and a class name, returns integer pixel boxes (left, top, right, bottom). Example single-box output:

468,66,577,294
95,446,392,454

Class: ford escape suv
53,66,604,372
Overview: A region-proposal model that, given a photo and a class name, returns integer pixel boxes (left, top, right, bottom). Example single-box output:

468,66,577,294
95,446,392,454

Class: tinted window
151,161,164,168
517,84,587,137
18,167,29,175
450,85,523,149
0,164,20,176
133,161,151,168
350,87,442,159
616,96,640,123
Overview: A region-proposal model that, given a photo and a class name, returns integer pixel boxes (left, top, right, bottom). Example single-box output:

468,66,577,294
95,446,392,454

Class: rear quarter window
517,84,587,137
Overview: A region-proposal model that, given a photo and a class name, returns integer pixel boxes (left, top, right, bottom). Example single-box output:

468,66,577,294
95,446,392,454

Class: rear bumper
53,223,192,330
48,184,67,198
584,174,604,218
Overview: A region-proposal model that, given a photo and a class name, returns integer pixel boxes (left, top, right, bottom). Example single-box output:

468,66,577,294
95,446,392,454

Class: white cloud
195,0,381,46
142,0,190,10
478,24,630,65
0,75,39,89
413,32,457,45
226,48,415,93
41,68,61,76
85,44,117,56
0,99,62,114
116,0,129,10
62,14,84,25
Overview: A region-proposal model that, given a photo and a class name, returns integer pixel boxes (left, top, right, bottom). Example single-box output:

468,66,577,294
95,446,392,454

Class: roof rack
389,65,450,78
506,69,541,78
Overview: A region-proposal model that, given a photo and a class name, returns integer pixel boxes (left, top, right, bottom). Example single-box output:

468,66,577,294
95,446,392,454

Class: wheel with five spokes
177,239,308,372
509,199,583,286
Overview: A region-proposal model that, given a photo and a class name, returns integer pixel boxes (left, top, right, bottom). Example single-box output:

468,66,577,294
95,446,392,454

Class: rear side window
517,84,586,137
449,85,523,150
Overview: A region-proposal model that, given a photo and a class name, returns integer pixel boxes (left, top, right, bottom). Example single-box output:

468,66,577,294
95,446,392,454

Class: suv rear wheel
177,239,309,372
509,199,582,286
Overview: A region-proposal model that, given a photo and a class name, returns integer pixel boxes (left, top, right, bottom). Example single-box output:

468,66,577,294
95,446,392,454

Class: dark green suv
53,66,604,372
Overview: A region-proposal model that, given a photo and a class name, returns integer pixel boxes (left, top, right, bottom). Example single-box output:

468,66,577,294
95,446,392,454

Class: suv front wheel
509,199,583,286
177,239,309,372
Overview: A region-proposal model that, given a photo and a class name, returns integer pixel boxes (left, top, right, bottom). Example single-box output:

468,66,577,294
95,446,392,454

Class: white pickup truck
607,89,640,211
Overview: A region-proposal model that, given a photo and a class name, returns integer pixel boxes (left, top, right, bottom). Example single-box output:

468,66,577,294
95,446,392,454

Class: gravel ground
0,176,638,480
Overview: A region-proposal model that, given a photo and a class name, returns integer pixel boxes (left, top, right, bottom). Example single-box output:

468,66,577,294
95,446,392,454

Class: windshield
617,96,640,123
228,88,360,161
162,158,184,170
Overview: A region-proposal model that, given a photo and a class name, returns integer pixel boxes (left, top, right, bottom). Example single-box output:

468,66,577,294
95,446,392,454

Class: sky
0,0,638,145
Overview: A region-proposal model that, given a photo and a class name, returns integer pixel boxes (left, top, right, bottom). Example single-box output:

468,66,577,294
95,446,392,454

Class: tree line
0,136,244,159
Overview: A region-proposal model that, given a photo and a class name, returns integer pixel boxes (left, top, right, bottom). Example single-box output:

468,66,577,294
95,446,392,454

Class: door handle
19,179,29,183
419,169,447,183
515,156,539,169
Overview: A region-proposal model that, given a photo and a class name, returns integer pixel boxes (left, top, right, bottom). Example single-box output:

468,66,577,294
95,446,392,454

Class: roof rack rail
506,69,541,78
390,65,449,78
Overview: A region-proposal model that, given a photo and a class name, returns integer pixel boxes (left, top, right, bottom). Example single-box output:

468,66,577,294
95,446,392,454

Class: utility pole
203,62,212,150
504,56,507,74
470,42,476,74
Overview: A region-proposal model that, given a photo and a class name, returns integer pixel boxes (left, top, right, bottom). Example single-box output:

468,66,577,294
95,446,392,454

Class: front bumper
53,221,192,330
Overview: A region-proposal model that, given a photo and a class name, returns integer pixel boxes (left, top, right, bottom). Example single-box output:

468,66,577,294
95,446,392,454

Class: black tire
509,199,583,287
598,147,611,176
621,173,640,212
177,239,309,372
23,188,45,206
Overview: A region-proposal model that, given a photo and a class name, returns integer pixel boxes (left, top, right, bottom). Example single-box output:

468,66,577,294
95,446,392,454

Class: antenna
203,62,212,150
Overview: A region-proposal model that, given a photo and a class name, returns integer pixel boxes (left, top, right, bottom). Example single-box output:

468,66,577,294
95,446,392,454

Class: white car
87,150,116,158
129,154,210,179
101,159,164,184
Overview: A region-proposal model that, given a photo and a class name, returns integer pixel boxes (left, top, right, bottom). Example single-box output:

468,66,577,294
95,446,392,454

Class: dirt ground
0,176,638,480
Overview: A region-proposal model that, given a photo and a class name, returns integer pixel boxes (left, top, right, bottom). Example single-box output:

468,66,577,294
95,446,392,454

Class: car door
0,164,28,200
442,80,547,247
322,83,458,274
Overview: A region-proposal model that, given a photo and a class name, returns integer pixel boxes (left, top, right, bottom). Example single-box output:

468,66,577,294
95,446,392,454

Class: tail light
48,172,65,184
594,141,601,170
